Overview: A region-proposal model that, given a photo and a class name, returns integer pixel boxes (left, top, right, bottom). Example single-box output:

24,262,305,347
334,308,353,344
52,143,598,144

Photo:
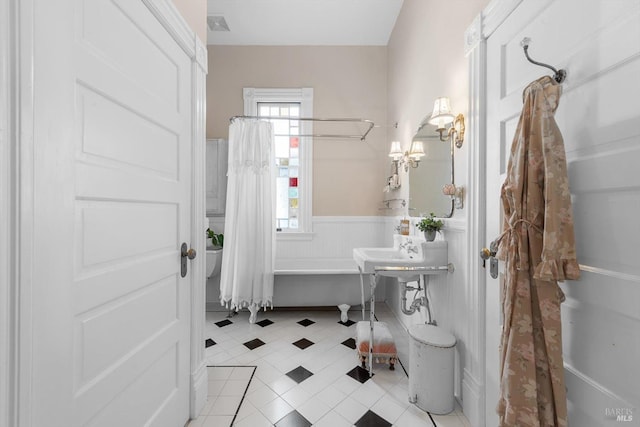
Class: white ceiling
206,0,404,46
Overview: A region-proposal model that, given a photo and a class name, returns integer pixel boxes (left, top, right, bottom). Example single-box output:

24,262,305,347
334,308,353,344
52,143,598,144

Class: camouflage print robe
495,75,581,427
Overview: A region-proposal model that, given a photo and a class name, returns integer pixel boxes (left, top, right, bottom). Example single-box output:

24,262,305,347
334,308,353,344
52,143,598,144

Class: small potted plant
206,228,224,249
416,213,443,242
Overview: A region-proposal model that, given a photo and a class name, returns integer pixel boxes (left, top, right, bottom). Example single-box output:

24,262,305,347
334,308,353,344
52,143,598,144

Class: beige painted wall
171,0,207,43
384,0,492,409
207,46,388,216
386,0,488,220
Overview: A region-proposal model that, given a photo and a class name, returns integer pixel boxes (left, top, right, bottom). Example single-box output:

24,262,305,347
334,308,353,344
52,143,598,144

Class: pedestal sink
353,234,451,377
353,234,448,277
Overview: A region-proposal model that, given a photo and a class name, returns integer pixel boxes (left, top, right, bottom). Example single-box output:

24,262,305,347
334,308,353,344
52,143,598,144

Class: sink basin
356,248,411,261
353,235,448,278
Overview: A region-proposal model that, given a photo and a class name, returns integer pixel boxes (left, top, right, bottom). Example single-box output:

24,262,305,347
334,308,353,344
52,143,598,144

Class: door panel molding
467,0,640,425
4,0,208,425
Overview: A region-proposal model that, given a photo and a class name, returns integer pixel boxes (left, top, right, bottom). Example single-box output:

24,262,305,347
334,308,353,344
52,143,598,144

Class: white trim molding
5,0,37,424
0,1,18,425
462,368,484,426
243,87,314,234
142,0,210,418
188,27,208,420
144,0,209,418
464,0,531,425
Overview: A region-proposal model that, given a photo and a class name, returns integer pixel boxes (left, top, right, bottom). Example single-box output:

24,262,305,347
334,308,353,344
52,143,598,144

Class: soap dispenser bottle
400,218,410,236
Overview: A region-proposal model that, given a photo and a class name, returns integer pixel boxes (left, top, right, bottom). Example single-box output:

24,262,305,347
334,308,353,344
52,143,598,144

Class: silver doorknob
480,243,499,278
180,243,196,278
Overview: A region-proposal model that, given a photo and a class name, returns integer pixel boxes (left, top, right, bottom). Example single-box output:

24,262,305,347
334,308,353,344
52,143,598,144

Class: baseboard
206,302,227,312
462,368,483,427
190,361,208,419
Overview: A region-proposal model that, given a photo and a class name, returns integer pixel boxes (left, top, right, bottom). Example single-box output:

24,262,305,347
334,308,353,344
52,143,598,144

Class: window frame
243,87,314,239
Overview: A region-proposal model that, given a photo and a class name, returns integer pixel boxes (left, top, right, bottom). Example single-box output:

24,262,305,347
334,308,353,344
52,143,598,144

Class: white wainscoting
384,217,470,404
205,216,388,310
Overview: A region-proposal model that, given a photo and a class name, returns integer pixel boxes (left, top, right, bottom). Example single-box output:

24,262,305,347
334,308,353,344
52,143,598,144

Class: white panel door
484,0,640,425
485,1,561,423
30,1,192,426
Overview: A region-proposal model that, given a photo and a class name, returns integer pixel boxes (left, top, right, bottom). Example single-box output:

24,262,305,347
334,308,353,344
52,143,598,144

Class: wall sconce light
389,140,425,172
428,97,466,148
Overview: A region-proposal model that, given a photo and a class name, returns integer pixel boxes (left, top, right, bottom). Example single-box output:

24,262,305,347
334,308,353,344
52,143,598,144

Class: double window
243,88,313,236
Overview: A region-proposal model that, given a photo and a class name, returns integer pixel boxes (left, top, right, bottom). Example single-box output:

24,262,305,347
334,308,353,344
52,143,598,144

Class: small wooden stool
355,321,397,370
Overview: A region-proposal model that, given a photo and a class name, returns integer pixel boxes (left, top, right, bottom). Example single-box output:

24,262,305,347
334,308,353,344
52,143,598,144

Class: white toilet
206,248,223,278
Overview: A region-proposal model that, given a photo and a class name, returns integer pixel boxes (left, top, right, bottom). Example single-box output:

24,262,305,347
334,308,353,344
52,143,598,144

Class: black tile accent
205,338,216,348
297,319,315,327
215,319,233,327
243,338,266,350
286,366,314,384
292,338,314,350
275,410,312,427
354,410,392,427
338,319,356,327
341,338,356,349
256,319,274,327
346,365,372,384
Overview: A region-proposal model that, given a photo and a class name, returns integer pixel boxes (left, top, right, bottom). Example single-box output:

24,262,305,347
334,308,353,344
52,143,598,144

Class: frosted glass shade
388,141,403,160
409,140,425,159
428,97,455,127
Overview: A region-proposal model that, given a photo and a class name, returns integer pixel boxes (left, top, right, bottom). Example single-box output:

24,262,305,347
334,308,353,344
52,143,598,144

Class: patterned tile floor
188,305,471,427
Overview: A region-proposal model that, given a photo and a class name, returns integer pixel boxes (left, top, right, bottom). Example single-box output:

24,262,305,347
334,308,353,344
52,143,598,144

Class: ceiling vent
207,16,230,32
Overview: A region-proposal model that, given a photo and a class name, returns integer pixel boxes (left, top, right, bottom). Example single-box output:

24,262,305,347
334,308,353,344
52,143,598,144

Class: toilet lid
408,324,456,348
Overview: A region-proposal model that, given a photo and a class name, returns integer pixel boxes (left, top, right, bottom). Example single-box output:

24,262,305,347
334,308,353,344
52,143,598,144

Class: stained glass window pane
258,101,303,231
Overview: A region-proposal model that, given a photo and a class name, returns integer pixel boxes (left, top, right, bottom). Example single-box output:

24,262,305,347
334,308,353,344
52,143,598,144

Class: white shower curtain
220,119,275,316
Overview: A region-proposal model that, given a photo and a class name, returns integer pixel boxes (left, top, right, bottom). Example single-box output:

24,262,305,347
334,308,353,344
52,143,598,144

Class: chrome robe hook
520,37,566,83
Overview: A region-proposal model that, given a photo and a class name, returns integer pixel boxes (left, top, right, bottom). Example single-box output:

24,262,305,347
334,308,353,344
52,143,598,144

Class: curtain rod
229,115,375,141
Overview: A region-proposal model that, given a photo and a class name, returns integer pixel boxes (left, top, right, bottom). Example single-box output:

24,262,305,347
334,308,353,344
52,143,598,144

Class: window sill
276,232,315,241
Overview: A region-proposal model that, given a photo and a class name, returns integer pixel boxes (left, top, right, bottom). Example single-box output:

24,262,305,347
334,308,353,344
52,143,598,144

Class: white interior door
29,1,192,426
483,0,640,425
484,1,556,425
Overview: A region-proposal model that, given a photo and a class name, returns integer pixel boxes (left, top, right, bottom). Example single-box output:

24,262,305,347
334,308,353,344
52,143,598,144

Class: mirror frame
409,123,454,218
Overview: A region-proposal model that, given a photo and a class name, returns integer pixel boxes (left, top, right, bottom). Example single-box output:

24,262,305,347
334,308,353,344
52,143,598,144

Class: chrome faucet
399,239,418,254
406,245,419,254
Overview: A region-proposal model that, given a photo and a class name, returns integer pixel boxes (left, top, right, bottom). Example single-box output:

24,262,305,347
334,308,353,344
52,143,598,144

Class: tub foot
338,304,350,323
248,303,259,324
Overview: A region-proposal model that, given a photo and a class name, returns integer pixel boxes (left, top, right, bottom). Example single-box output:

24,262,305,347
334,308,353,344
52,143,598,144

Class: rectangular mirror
409,125,454,217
